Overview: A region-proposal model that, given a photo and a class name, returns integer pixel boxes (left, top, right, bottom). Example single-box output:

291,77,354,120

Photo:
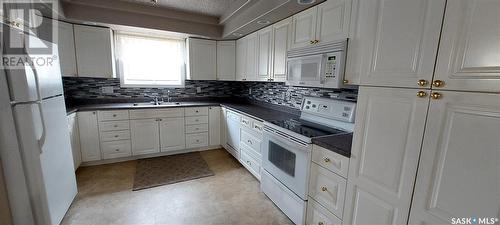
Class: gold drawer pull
417,91,427,98
417,79,428,87
115,149,120,152
247,140,252,145
114,125,118,128
432,80,445,87
112,114,117,117
431,92,442,100
321,186,328,192
318,222,324,225
324,158,330,163
114,135,119,138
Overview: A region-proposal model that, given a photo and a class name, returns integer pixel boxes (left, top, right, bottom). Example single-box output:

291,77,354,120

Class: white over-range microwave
286,40,346,88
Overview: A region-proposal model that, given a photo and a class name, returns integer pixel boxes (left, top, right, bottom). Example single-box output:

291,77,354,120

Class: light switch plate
101,86,114,94
196,87,201,93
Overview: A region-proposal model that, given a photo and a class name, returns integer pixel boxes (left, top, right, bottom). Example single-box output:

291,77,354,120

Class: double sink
131,102,183,107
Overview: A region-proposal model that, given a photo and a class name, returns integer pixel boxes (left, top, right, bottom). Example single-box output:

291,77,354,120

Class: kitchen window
115,33,186,87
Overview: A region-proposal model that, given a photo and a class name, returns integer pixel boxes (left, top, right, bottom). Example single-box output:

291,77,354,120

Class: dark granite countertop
66,97,351,157
312,133,353,157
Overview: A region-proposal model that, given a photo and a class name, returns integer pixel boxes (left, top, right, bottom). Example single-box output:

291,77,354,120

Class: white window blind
116,33,185,87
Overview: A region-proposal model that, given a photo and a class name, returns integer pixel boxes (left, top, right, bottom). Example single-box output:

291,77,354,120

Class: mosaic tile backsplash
63,77,358,110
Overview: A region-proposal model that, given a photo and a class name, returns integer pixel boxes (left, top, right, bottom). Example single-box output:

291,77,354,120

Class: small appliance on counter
261,96,356,225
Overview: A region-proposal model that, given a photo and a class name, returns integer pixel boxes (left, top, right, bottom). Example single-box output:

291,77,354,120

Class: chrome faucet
153,96,159,105
166,90,171,103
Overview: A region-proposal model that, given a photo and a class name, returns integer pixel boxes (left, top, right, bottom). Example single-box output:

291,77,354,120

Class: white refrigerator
0,30,77,225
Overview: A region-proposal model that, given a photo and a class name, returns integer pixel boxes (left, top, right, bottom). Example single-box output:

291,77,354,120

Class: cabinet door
77,111,101,162
236,38,247,81
343,87,429,225
257,27,273,81
316,0,351,44
433,0,500,92
187,38,217,80
73,25,115,78
57,21,78,77
245,33,259,81
272,18,291,82
159,117,185,152
226,111,241,158
208,106,221,146
344,0,445,88
220,107,228,149
67,113,81,169
130,119,160,155
291,6,317,49
409,91,500,224
216,41,236,81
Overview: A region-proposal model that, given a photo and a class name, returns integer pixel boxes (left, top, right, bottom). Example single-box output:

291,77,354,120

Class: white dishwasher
226,110,241,158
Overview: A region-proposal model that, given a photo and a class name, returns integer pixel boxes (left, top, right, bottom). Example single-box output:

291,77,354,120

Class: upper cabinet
56,21,78,77
257,26,274,81
245,33,259,81
186,38,217,80
344,0,445,88
291,0,352,49
272,18,292,82
73,25,116,78
236,38,247,81
216,41,236,81
433,0,500,93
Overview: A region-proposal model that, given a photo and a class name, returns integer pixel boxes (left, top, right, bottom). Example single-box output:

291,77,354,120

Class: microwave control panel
323,51,344,89
325,52,341,79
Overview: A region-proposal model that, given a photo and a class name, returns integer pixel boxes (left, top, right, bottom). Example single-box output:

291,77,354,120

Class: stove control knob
306,106,310,109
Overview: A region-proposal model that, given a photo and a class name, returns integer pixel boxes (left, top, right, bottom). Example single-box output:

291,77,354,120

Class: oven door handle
263,130,311,153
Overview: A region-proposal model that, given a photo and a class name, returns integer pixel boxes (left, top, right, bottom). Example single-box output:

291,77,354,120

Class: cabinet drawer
306,198,342,225
98,110,129,121
251,120,264,134
240,148,261,180
185,107,208,116
99,120,129,132
312,145,349,178
100,130,131,142
156,108,184,118
309,163,347,219
227,110,241,122
185,124,209,134
129,109,157,119
240,116,252,129
186,132,209,148
101,140,132,159
185,116,208,125
240,130,261,156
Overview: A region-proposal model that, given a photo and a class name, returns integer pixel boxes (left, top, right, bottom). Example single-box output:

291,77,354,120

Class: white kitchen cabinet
257,27,274,81
291,6,317,49
208,106,221,146
73,24,115,78
57,21,78,77
216,41,236,81
225,110,241,158
343,86,429,225
77,111,101,162
344,0,445,88
130,119,160,155
159,117,185,152
186,38,217,80
67,113,81,170
245,33,259,81
220,107,228,149
272,18,291,82
291,0,351,49
433,0,500,93
408,91,500,224
236,38,247,81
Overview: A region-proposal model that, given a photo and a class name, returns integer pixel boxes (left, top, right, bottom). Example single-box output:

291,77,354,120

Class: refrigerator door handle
25,53,47,150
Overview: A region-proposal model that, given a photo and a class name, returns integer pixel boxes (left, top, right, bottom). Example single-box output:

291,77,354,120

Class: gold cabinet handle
321,186,328,192
343,79,349,84
310,40,315,44
432,80,445,87
324,157,330,163
318,222,324,225
417,91,427,98
417,79,428,87
314,40,320,44
431,92,442,100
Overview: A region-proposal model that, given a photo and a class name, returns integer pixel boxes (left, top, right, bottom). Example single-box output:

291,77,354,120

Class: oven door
286,54,325,87
262,129,311,199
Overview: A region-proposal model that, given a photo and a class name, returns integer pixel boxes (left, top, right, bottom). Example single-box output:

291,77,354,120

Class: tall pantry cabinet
343,0,500,224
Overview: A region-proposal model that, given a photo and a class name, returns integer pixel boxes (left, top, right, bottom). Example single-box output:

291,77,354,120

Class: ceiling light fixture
297,0,316,5
150,0,158,5
232,32,243,37
256,20,271,25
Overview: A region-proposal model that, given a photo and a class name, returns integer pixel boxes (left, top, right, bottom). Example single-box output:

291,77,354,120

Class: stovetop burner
268,119,348,138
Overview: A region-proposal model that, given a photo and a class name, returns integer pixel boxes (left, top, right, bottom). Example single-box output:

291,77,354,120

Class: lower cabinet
67,113,81,170
130,119,160,156
77,111,101,162
159,117,185,152
225,110,241,158
101,140,132,159
208,106,221,146
306,198,343,225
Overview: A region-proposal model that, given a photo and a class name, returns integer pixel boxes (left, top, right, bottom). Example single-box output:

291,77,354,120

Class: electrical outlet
248,88,252,95
101,86,114,94
196,87,202,93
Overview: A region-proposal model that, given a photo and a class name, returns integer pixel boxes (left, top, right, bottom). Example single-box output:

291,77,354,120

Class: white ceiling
123,0,238,17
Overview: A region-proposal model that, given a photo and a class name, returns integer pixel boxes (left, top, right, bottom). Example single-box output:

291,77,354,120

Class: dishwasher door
225,111,241,158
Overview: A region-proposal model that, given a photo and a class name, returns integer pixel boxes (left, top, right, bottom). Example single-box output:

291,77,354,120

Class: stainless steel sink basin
131,102,182,107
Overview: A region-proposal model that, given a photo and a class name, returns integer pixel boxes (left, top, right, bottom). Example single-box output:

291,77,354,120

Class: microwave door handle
24,51,47,151
320,54,327,84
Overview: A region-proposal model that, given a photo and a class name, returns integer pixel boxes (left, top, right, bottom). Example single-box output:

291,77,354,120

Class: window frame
114,32,186,88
